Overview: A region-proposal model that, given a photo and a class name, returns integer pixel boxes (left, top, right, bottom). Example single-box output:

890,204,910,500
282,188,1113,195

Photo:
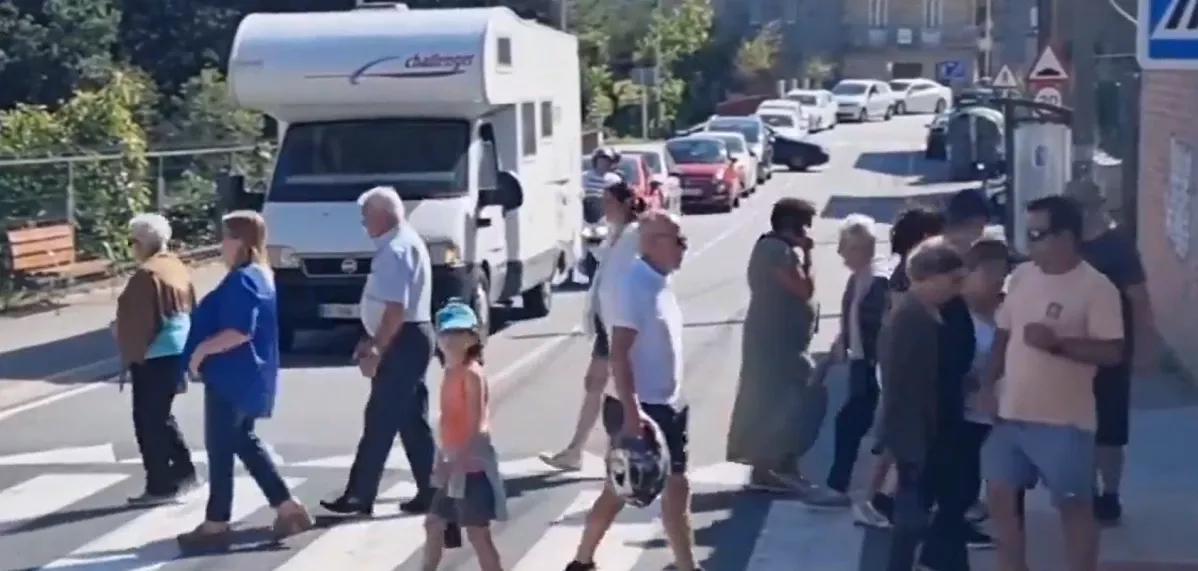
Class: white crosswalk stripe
0,457,862,571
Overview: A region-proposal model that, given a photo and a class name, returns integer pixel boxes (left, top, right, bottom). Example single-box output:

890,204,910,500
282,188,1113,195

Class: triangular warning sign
992,65,1019,88
1028,46,1068,80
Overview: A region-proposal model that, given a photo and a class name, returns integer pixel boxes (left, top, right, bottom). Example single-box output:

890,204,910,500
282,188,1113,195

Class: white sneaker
853,500,892,528
538,450,582,471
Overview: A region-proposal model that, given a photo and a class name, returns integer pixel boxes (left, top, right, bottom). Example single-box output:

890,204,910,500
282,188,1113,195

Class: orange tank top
439,362,490,450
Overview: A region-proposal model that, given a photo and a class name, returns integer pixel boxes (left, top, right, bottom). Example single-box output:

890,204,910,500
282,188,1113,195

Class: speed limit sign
1033,86,1063,107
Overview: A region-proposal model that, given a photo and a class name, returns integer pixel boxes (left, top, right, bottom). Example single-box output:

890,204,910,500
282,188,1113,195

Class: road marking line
39,476,304,571
0,473,129,527
0,444,117,465
510,489,660,571
271,480,423,571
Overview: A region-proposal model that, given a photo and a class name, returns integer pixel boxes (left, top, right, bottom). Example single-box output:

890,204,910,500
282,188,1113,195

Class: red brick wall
1137,71,1198,377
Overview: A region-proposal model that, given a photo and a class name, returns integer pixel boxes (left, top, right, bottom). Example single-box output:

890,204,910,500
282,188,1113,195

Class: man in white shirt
564,210,698,571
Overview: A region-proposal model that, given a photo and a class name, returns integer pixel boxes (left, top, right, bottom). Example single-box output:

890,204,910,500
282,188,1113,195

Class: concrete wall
1136,71,1198,379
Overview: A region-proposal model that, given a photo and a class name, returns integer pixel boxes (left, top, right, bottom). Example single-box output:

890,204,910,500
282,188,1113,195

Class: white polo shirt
609,257,684,406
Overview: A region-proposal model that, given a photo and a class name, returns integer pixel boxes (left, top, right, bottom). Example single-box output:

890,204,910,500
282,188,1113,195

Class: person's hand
353,338,375,361
188,346,207,378
620,406,651,441
356,352,379,378
1023,322,1059,352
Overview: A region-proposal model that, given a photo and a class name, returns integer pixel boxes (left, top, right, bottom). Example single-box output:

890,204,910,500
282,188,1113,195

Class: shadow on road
0,327,116,382
820,190,962,223
853,150,927,177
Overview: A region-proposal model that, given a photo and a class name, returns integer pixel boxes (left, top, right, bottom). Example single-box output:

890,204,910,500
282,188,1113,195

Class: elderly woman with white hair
113,212,199,504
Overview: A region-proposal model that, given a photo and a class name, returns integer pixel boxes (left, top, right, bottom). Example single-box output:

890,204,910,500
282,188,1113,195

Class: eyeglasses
1026,228,1058,242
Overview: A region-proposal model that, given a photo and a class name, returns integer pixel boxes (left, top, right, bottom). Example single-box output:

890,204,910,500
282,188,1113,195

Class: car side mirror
479,171,524,212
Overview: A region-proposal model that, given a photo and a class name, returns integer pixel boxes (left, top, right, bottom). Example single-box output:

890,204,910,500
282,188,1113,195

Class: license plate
319,304,360,319
683,187,704,196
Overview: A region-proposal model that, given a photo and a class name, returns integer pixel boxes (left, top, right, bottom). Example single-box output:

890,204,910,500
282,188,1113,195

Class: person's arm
1055,279,1125,366
368,248,413,353
1118,241,1157,368
765,239,813,300
609,274,647,428
880,308,937,466
114,269,158,366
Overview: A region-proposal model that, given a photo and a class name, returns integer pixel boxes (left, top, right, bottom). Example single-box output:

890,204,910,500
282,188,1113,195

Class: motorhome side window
268,119,470,202
497,37,512,67
540,101,553,138
477,139,498,191
520,102,536,157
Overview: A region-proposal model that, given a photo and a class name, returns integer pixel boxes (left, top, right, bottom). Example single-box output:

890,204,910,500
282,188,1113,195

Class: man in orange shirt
978,196,1124,571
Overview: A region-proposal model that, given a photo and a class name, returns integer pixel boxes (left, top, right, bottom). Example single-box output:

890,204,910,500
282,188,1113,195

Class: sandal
272,503,314,539
176,523,232,550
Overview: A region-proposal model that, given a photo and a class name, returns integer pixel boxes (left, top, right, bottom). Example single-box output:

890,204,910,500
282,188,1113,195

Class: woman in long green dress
727,198,821,492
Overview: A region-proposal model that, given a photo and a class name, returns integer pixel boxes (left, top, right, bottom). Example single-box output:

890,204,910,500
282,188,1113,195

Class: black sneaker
174,473,202,494
564,561,596,571
1094,493,1122,526
399,492,434,514
127,491,176,506
966,525,995,549
319,495,374,517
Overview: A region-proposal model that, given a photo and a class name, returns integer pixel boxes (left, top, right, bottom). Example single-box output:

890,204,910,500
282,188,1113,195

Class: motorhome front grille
680,175,715,189
302,257,373,276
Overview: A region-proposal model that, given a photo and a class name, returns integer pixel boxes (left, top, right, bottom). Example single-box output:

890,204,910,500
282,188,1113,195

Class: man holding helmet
563,210,699,571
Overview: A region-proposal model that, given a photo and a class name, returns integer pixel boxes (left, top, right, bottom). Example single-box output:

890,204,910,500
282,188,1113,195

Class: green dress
726,233,820,471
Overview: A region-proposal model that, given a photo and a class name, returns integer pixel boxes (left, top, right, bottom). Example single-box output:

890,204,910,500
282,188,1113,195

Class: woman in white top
540,180,646,471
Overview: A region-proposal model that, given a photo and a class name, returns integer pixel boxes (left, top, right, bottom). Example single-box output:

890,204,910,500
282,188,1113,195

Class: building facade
1137,71,1198,379
839,0,978,81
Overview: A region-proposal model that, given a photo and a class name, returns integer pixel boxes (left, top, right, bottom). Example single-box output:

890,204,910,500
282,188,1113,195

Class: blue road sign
1139,0,1198,69
936,60,966,81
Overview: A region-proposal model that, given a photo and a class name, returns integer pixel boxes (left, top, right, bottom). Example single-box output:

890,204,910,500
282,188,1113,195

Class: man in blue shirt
321,186,438,517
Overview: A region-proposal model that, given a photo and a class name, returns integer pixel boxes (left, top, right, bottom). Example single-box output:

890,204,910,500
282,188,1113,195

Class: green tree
0,0,119,109
632,0,713,131
734,21,781,92
804,55,836,89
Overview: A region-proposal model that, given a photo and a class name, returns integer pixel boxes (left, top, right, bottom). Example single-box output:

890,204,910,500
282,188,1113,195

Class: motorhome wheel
522,279,552,319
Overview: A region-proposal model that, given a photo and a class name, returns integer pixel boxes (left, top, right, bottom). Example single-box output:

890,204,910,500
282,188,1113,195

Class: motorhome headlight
581,224,609,240
428,241,463,266
267,245,300,269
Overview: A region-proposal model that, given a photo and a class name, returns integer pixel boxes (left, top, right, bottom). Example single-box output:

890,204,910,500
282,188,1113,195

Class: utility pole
559,0,568,30
1068,0,1097,181
653,0,665,137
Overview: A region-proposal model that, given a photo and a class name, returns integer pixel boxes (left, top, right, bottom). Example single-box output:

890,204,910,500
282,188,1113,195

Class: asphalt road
0,116,982,571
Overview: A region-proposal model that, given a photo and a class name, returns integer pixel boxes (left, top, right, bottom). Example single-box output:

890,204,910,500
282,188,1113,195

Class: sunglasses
1026,228,1058,242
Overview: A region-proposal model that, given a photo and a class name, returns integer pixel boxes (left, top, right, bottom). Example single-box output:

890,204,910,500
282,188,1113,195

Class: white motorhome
228,2,582,350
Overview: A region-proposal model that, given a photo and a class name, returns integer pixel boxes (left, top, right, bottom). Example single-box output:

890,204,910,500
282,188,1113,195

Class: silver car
831,79,895,122
888,78,953,115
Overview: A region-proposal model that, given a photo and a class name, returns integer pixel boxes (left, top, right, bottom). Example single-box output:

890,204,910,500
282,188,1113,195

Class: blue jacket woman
175,210,312,549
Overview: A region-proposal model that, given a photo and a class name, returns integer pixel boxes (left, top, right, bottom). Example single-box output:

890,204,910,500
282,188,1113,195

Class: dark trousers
130,355,194,494
204,389,292,522
346,323,436,503
878,433,972,571
827,360,879,492
962,421,991,504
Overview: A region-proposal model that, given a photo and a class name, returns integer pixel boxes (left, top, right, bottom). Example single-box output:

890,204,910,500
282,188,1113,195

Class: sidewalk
0,263,226,412
972,370,1198,571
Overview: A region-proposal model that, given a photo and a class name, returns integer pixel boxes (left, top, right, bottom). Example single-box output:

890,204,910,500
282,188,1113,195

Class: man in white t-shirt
564,210,696,571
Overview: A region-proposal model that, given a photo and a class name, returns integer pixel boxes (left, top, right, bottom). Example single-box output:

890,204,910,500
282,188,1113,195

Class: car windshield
627,152,664,173
707,120,760,143
712,134,746,153
616,157,640,181
666,139,725,164
889,80,912,91
270,119,469,202
833,82,868,95
759,114,794,128
790,93,818,105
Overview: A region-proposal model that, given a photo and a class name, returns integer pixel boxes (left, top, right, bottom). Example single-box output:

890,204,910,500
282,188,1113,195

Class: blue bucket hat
435,299,480,334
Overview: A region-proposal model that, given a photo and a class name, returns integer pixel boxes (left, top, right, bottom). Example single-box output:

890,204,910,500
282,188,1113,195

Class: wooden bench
5,224,112,284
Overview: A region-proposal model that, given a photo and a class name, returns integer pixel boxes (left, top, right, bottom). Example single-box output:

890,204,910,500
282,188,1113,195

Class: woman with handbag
114,213,198,504
727,198,823,493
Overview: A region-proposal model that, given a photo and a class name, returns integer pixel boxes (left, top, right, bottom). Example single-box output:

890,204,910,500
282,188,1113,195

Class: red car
665,136,741,213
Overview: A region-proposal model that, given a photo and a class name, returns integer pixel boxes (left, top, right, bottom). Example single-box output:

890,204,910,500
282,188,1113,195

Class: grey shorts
981,419,1095,505
431,472,498,527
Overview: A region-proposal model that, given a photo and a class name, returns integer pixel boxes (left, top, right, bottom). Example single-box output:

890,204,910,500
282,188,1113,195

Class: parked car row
825,77,953,123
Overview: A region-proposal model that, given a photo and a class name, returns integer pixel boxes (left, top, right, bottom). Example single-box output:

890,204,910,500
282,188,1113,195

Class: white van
228,1,582,349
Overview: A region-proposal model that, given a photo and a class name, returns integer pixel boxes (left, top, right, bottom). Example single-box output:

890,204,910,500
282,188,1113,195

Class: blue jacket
182,264,280,418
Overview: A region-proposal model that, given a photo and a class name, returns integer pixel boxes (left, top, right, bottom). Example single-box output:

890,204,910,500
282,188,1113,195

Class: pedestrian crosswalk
0,458,873,571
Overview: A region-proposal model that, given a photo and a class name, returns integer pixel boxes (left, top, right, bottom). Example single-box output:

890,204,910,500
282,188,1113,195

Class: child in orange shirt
422,300,508,571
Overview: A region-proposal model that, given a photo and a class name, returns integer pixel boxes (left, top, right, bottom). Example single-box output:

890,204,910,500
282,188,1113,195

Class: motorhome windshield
268,119,469,202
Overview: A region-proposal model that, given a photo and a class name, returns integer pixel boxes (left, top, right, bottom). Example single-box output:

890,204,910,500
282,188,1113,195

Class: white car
785,89,837,131
756,108,806,141
888,78,953,115
831,79,896,122
755,98,808,135
705,131,756,196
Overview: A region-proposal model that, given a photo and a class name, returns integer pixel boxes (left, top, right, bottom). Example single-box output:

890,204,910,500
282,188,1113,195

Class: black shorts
601,395,689,474
430,472,497,527
592,316,610,359
1094,364,1131,447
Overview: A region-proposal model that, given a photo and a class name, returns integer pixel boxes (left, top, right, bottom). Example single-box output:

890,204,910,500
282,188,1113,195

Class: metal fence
0,144,268,251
